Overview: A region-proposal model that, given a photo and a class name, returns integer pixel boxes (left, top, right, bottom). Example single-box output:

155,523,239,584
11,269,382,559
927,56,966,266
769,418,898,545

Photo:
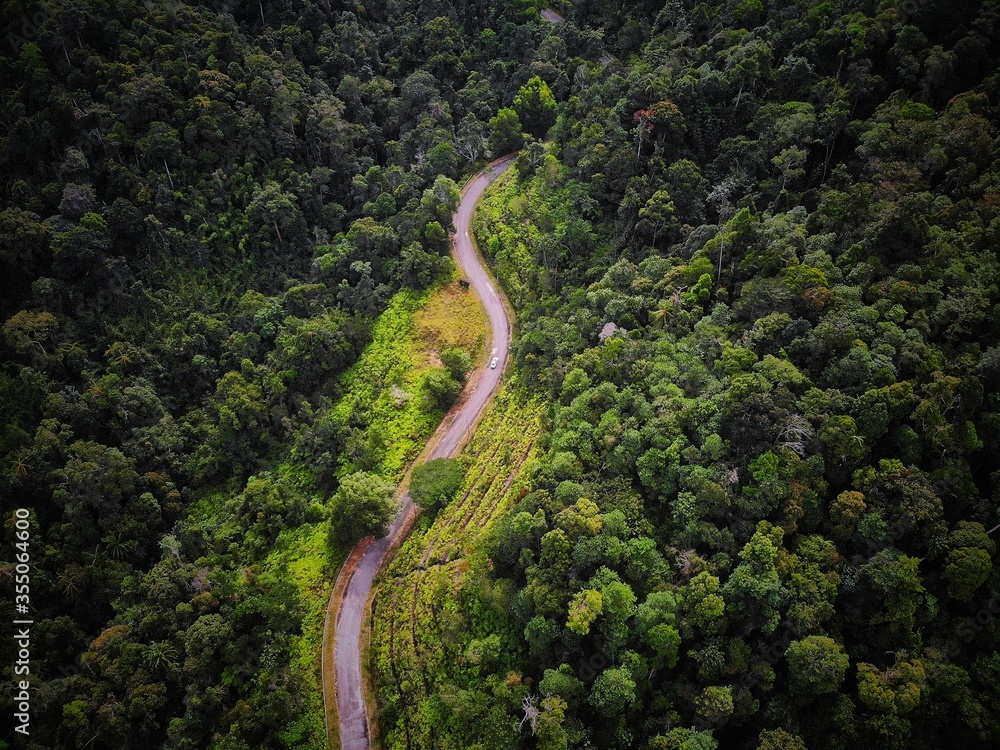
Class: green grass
413,277,488,359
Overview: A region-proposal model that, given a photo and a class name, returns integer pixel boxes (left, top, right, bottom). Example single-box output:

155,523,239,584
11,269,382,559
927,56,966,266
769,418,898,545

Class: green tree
679,571,727,636
215,370,267,438
772,145,807,192
514,76,557,137
588,666,636,717
409,457,465,511
757,728,808,750
859,548,927,645
440,347,472,381
637,189,677,248
783,535,840,632
137,121,181,167
422,367,462,410
539,665,584,706
566,589,603,635
3,309,59,358
856,656,925,715
830,490,866,538
944,547,992,601
786,635,850,697
50,212,111,280
722,521,786,634
650,728,718,750
943,521,995,601
489,107,524,156
636,590,680,668
0,207,48,282
695,685,734,724
665,159,709,223
589,567,637,656
524,616,560,661
248,180,301,245
535,696,569,750
420,175,462,229
328,471,396,547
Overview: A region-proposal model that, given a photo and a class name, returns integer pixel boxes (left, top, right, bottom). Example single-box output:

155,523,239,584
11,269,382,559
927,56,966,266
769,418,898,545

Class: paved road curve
329,154,517,750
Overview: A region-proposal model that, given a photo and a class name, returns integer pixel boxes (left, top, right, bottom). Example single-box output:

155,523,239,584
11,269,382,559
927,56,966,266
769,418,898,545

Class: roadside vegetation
325,275,487,483
371,385,544,750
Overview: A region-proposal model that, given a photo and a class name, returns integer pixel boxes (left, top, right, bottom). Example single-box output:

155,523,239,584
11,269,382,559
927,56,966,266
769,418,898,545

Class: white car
490,356,499,369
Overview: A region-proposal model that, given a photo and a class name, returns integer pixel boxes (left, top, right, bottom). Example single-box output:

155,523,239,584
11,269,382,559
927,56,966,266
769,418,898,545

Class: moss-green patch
414,278,488,364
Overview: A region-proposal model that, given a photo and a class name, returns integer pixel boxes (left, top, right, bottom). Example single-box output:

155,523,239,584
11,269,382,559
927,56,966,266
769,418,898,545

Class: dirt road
327,154,516,750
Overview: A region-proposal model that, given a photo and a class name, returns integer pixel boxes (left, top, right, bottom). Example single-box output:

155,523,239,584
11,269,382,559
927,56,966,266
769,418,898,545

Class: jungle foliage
0,0,534,747
2,1,1000,749
377,1,1000,749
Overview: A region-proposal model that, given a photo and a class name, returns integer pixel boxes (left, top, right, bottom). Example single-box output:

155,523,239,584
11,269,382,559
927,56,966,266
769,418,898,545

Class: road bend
327,153,517,750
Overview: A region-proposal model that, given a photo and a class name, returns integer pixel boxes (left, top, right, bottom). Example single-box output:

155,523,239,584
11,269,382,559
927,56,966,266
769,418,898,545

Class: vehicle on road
490,356,499,369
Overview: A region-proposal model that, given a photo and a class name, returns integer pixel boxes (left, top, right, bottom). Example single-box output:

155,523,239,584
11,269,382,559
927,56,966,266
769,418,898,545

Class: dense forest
2,1,999,750
371,1,1000,750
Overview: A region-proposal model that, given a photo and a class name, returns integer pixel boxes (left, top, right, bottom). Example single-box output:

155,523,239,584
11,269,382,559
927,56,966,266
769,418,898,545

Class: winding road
324,153,517,750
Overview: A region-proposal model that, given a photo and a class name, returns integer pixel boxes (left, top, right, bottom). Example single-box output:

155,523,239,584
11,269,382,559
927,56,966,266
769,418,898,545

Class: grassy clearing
414,278,488,364
332,273,488,479
371,385,544,750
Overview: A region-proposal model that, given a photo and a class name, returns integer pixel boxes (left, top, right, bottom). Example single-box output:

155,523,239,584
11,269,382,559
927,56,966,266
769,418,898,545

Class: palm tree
12,451,33,479
650,301,674,327
144,641,178,672
57,564,84,601
102,532,137,561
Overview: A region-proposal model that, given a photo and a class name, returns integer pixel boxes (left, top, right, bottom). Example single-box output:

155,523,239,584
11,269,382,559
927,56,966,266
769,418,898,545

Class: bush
409,458,465,511
328,472,397,548
422,367,462,410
